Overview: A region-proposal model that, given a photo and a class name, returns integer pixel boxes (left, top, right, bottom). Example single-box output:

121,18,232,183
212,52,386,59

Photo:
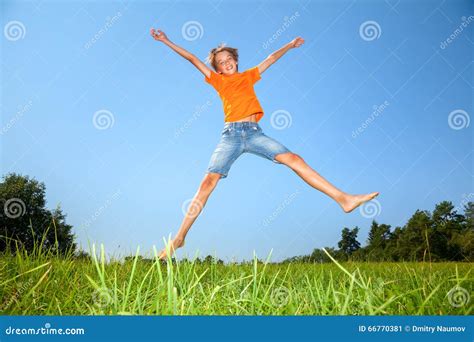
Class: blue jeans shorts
206,121,291,179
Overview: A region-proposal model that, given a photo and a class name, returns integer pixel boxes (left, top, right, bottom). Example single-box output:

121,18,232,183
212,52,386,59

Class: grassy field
0,243,472,315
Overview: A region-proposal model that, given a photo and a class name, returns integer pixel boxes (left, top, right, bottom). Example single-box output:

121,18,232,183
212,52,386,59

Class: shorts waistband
224,121,259,128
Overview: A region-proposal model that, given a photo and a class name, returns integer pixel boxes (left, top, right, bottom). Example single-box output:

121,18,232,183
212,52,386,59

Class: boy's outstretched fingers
150,28,168,42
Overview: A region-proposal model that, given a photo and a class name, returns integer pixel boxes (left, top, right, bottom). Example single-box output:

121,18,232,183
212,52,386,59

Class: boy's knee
200,173,221,191
290,153,304,163
276,152,303,165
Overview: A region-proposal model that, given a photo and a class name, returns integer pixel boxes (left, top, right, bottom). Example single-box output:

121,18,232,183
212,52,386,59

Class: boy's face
215,51,238,75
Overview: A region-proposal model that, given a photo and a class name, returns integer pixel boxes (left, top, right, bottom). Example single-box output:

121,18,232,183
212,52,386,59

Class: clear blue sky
2,0,472,262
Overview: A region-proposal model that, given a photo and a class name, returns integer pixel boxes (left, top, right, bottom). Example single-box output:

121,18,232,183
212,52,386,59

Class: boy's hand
150,28,169,43
290,37,305,48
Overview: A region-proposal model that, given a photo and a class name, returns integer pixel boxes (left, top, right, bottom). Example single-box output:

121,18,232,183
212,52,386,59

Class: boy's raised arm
151,28,211,78
257,37,305,74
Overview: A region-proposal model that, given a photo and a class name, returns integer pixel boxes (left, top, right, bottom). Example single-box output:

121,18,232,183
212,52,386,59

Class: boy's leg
246,128,378,213
159,134,243,259
159,172,222,259
273,152,378,213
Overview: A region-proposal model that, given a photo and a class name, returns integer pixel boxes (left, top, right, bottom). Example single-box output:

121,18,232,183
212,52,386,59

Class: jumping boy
150,28,379,260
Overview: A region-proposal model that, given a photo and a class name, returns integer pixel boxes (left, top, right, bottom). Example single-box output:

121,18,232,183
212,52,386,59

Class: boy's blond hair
205,43,239,71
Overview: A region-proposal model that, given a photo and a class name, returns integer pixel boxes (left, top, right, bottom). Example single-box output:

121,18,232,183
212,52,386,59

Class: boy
150,28,379,260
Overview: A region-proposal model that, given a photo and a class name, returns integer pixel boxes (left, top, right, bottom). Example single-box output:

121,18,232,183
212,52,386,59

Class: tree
309,247,337,263
366,221,392,261
281,200,474,263
451,201,474,261
74,250,91,260
202,255,224,264
431,201,465,260
385,226,404,261
463,201,474,229
393,210,432,261
337,227,361,258
0,173,77,254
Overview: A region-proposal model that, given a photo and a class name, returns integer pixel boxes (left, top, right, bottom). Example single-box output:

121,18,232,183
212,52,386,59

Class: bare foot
339,192,379,213
158,237,185,260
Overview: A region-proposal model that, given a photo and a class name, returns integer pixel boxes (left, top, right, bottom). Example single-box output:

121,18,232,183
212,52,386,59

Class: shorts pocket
221,127,232,136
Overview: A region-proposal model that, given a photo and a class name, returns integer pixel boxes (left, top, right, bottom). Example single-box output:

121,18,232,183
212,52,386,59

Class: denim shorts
206,121,291,179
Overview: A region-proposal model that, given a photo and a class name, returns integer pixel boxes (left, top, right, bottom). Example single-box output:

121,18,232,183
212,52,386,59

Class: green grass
0,241,472,315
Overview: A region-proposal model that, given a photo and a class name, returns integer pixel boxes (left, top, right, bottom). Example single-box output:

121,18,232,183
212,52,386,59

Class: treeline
283,200,473,263
1,173,472,263
0,173,76,255
123,255,226,264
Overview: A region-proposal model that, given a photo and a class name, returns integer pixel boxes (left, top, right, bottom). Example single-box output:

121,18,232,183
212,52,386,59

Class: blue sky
1,0,472,262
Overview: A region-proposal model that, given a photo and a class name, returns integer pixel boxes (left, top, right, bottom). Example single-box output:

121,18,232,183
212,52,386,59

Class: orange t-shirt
205,66,264,122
